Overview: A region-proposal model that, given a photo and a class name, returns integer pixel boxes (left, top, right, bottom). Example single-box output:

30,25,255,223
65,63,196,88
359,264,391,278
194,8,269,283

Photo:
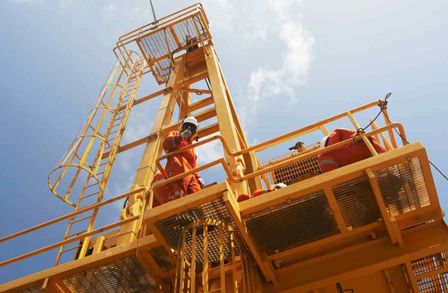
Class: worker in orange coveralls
152,117,204,206
318,128,386,173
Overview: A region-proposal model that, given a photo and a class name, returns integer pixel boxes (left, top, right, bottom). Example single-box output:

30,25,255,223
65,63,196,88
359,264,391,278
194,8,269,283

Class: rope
149,0,157,23
382,109,448,182
361,92,391,132
205,77,211,91
354,92,448,183
353,92,391,144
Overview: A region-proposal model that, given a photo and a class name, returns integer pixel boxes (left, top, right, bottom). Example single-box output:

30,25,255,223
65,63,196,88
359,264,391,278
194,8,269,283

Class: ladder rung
99,161,109,167
95,166,106,174
81,191,100,199
85,182,99,189
66,230,87,239
110,128,120,135
72,215,92,224
60,244,82,255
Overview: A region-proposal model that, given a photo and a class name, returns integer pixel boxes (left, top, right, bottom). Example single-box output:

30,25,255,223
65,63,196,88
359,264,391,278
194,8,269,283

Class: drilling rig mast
1,4,448,293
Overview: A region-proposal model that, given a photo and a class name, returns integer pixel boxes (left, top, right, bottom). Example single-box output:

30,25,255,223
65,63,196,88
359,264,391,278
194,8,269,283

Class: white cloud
195,140,223,165
202,0,314,127
245,19,314,105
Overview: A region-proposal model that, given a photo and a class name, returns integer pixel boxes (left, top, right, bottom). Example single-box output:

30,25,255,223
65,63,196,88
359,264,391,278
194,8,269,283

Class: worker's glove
197,177,205,187
181,129,192,139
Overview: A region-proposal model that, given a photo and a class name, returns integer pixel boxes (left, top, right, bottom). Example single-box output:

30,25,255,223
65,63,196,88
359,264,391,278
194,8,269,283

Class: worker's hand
181,129,192,139
197,177,205,187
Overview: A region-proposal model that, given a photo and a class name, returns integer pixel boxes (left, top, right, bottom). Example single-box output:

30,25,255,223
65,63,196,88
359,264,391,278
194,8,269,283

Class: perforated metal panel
62,256,156,292
150,246,174,270
333,176,381,229
412,252,448,292
155,198,247,263
245,191,339,255
262,143,321,186
376,157,430,216
138,14,209,83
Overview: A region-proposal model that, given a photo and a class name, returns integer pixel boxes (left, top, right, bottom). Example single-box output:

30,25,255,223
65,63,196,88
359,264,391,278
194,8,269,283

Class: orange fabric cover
151,172,184,206
237,189,272,202
318,128,385,172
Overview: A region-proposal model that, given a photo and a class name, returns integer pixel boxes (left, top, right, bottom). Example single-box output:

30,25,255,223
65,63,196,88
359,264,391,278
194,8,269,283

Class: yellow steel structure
1,3,448,293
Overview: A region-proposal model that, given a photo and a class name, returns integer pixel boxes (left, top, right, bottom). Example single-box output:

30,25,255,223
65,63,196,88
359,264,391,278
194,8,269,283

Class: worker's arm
163,131,182,152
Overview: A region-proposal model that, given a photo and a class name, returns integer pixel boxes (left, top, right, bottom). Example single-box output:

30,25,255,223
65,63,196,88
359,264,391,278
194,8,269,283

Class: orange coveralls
318,128,386,173
152,131,201,205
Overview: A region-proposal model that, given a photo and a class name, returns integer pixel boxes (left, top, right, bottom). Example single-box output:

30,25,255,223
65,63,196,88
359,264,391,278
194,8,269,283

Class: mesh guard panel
150,246,174,270
333,176,381,229
154,198,249,263
62,256,156,293
261,143,321,186
375,157,430,216
412,252,448,292
138,14,209,84
245,191,339,255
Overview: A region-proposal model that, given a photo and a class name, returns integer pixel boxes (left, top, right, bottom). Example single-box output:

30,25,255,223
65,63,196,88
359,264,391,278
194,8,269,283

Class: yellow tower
2,4,448,293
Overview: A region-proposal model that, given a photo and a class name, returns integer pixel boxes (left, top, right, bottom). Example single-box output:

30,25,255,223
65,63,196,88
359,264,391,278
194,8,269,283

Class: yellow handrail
0,188,144,243
0,216,139,267
152,123,407,191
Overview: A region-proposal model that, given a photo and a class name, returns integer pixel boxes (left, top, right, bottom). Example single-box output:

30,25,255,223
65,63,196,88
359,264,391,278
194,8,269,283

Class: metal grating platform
375,157,430,216
412,252,448,292
245,191,339,255
62,256,156,293
333,176,381,229
154,198,247,263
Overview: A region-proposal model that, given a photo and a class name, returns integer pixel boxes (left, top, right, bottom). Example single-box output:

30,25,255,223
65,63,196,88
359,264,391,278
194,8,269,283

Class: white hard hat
183,116,198,128
272,183,287,189
320,135,329,148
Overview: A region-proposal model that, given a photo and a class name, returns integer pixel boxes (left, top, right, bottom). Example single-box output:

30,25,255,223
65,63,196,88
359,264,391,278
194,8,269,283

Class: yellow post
117,56,186,245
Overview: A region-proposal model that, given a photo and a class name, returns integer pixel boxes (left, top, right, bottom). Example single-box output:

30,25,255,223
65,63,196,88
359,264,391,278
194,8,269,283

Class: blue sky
1,0,448,283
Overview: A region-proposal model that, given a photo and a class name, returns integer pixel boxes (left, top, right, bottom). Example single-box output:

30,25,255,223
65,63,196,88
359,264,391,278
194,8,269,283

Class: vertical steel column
117,56,187,245
204,45,248,196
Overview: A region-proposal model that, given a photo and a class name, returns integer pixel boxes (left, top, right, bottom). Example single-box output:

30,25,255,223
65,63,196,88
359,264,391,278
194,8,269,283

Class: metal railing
0,100,428,279
152,100,408,198
113,3,211,84
0,188,145,267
